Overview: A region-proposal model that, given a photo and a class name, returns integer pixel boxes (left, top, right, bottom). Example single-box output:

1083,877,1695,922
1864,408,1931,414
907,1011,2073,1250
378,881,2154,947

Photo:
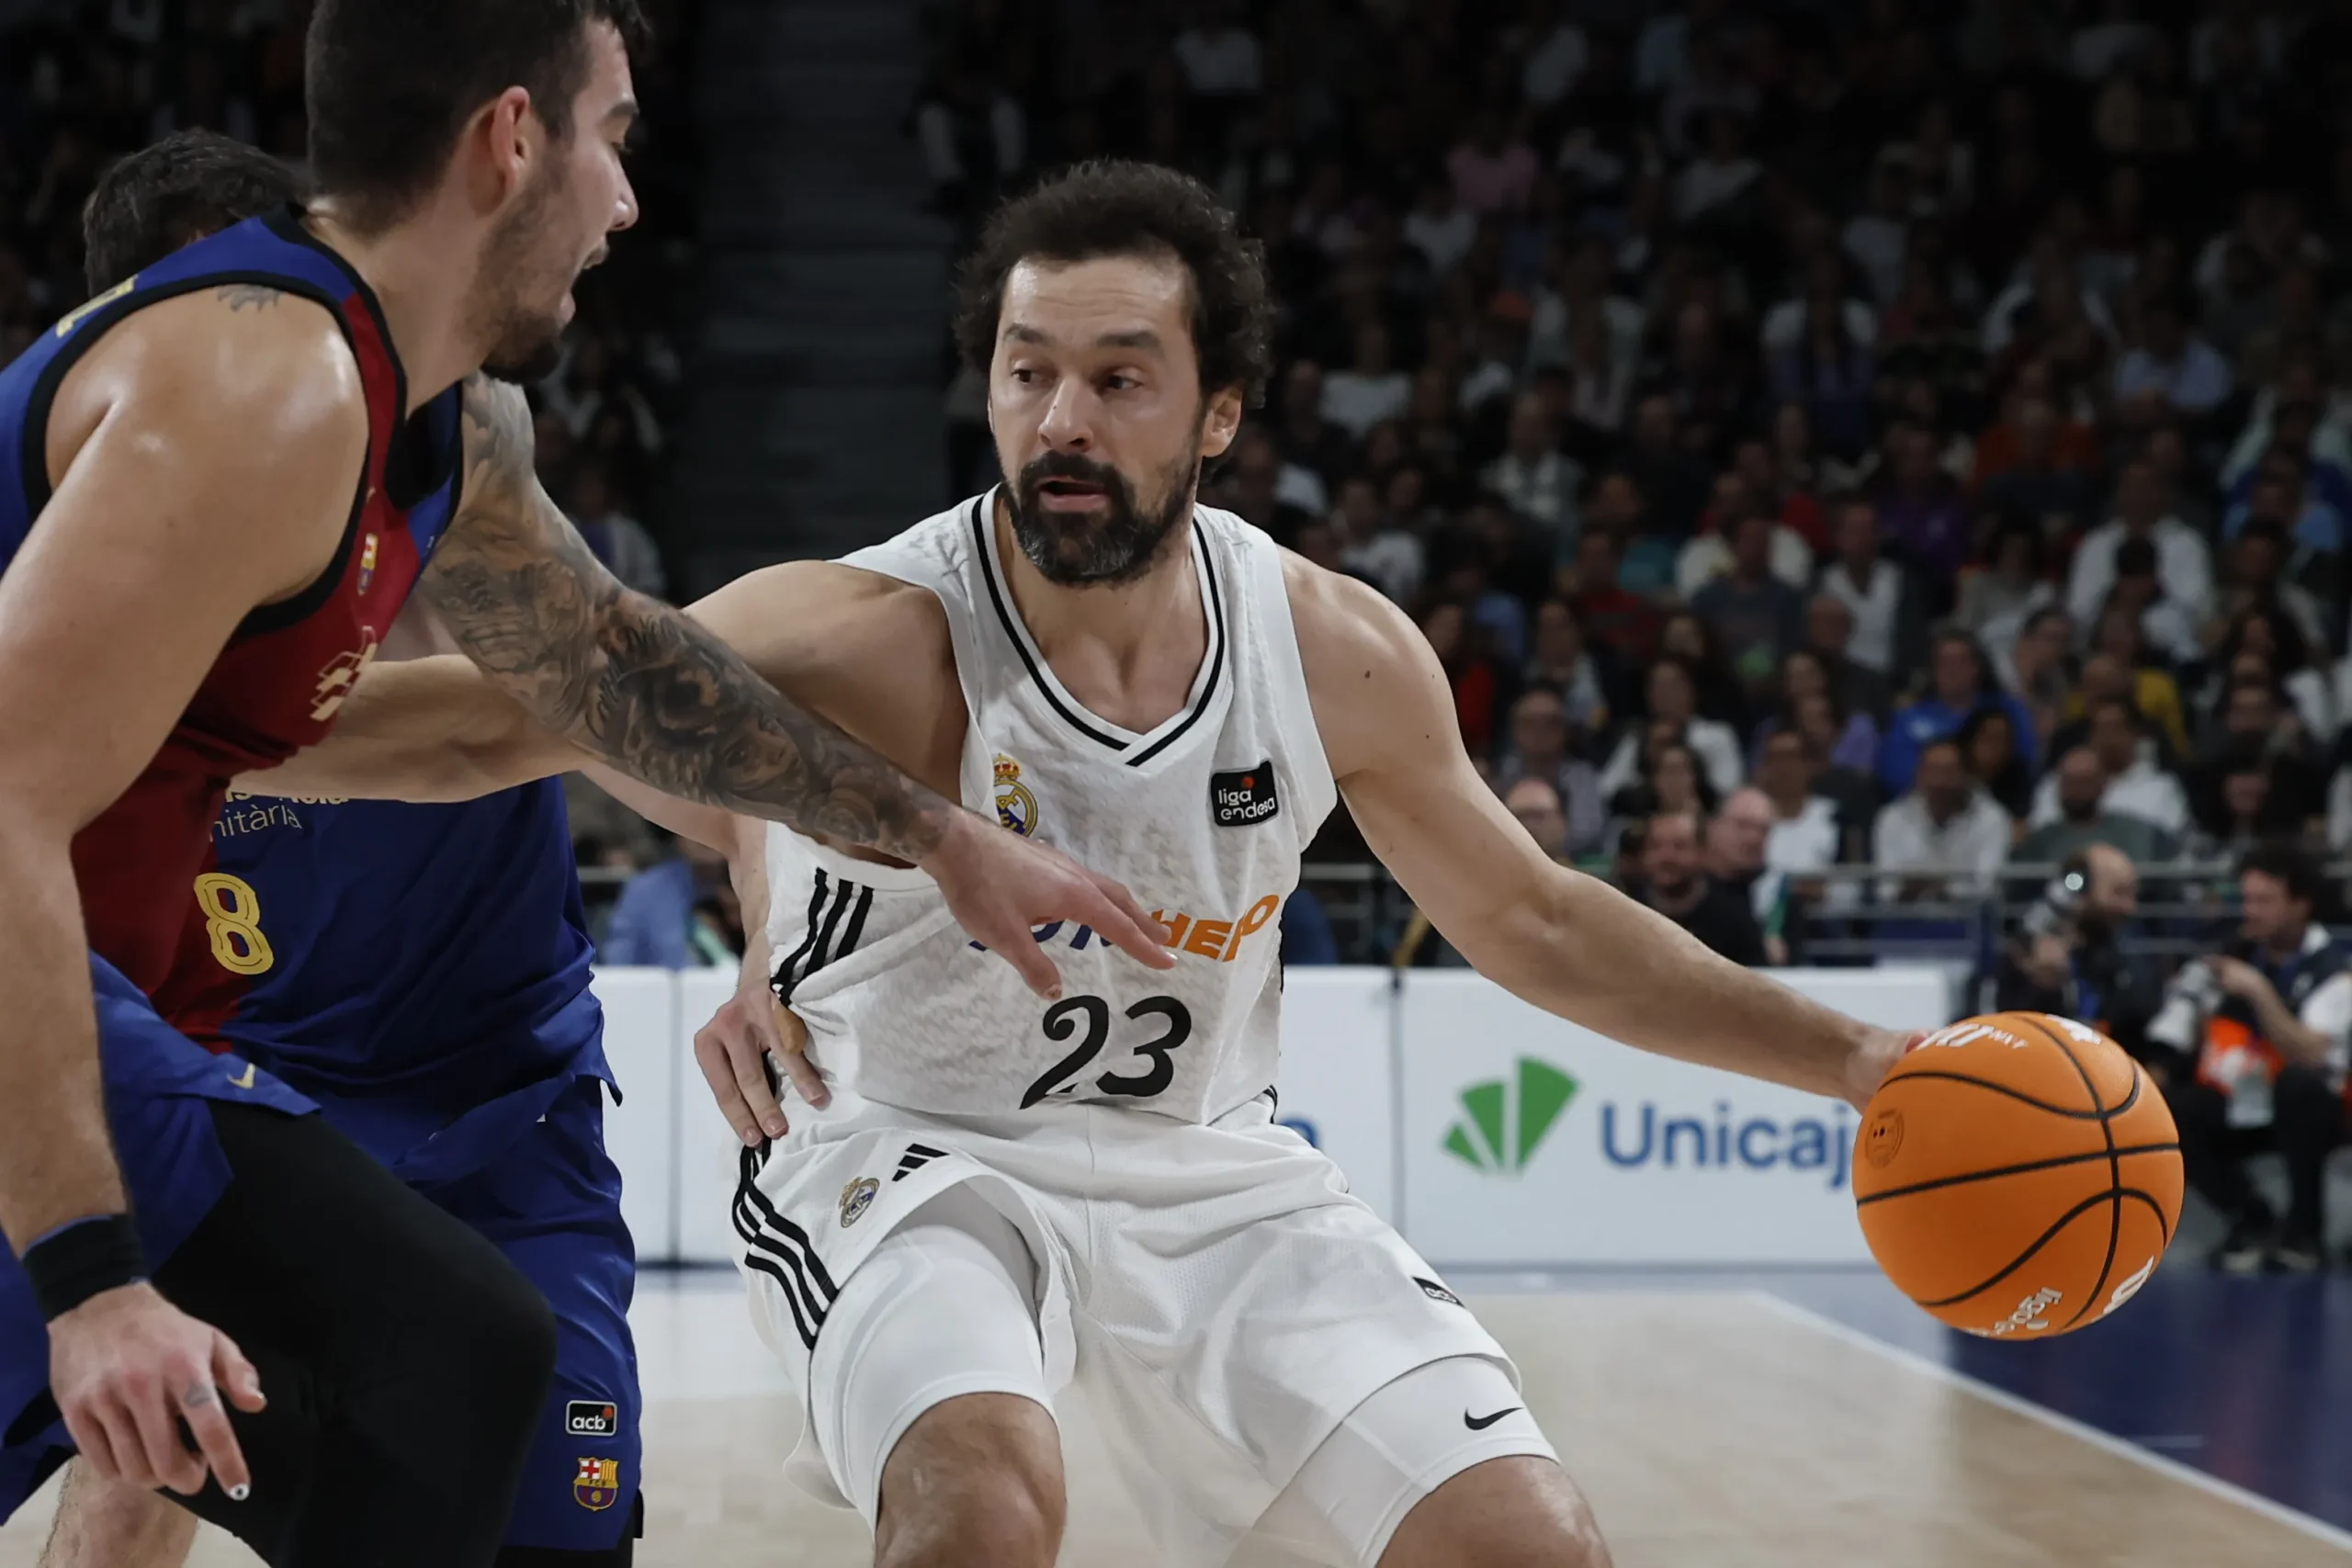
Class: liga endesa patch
1210,763,1280,827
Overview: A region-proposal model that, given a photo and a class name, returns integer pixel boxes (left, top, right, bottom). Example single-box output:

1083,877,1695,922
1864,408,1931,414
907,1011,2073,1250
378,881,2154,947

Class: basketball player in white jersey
245,162,1914,1568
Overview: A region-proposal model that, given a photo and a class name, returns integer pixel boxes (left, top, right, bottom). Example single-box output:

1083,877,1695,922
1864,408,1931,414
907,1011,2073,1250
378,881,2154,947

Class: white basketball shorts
729,1089,1555,1568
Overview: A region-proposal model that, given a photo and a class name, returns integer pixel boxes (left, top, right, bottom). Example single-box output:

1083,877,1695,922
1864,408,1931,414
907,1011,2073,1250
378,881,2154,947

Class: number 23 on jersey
194,872,274,976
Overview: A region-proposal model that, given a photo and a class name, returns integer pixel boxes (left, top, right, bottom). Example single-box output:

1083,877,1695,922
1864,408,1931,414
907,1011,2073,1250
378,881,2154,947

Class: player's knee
394,1237,558,1432
875,1394,1063,1568
1380,1457,1611,1568
460,1258,560,1424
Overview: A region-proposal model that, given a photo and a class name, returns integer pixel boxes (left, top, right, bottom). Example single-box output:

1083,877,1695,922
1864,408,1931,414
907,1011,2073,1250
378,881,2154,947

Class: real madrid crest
993,753,1040,838
838,1176,879,1228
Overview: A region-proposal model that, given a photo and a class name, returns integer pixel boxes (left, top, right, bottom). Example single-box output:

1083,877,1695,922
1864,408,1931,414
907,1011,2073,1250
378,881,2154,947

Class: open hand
922,811,1175,998
49,1282,266,1499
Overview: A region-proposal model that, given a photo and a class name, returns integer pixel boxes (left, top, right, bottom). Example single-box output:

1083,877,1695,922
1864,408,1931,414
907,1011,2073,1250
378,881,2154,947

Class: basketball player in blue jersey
0,5,1170,1562
40,131,1114,1568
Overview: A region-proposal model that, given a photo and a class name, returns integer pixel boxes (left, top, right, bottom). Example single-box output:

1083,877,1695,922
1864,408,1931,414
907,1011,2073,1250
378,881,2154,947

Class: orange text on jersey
1151,896,1281,963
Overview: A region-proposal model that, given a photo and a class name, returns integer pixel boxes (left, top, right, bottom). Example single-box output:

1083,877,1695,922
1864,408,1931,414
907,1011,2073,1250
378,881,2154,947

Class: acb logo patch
566,1400,619,1438
573,1456,622,1511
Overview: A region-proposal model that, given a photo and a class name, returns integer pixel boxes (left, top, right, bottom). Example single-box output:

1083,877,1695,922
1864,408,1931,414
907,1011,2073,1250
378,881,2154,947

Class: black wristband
23,1214,149,1321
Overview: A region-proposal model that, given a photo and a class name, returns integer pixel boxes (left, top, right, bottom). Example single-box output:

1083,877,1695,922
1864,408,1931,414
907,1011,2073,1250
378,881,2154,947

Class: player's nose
1035,378,1100,450
611,171,641,233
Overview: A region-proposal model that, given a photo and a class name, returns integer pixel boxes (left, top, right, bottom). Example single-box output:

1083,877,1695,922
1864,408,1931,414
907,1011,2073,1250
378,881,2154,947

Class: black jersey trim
1124,519,1227,769
969,497,1127,751
262,205,412,425
969,497,1229,766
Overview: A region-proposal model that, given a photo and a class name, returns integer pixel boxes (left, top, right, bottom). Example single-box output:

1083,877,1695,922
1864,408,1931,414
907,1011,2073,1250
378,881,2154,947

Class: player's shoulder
1277,547,1452,777
1277,547,1426,675
62,282,364,446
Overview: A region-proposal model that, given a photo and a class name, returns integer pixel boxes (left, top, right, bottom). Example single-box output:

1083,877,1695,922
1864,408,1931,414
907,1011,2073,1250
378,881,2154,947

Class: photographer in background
2150,842,2352,1274
1995,844,2161,1066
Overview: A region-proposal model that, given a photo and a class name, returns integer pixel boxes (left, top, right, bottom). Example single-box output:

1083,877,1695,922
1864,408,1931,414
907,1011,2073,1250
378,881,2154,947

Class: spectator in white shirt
1529,236,1646,373
2113,295,2233,419
1817,495,1905,674
1597,656,1747,802
2029,694,2189,833
1518,0,1589,105
1481,392,1583,539
1172,0,1262,96
1320,321,1413,439
1760,253,1878,356
1756,728,1848,908
2099,537,2202,665
1673,110,1760,225
1873,738,2016,902
1401,174,1476,278
2065,456,2213,632
1331,475,1424,605
1842,157,1914,305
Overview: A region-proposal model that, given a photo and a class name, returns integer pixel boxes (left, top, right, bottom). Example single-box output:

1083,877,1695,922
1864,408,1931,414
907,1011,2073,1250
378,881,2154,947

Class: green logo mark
1443,1057,1578,1173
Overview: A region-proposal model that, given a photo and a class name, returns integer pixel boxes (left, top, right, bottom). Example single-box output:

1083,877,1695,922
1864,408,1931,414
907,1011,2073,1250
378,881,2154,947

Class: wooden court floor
4,1287,2344,1567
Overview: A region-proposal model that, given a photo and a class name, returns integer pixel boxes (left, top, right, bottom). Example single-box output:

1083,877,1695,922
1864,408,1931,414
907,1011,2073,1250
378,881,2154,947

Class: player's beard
1008,440,1199,589
474,162,579,386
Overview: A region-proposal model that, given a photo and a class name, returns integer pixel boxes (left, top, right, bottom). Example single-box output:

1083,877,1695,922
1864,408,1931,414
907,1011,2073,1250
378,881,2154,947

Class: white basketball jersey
761,492,1336,1124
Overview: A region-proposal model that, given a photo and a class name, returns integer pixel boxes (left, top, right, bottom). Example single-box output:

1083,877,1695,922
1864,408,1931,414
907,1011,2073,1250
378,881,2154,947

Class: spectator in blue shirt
1880,627,2040,797
1281,885,1341,965
601,833,733,969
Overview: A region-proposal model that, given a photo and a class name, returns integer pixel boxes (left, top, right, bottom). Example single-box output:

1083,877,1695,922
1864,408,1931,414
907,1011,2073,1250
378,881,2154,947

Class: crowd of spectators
0,0,707,937
921,0,2352,970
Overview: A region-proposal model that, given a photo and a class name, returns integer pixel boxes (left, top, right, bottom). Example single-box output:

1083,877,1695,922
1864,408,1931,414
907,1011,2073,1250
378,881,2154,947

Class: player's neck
991,492,1208,731
302,207,490,412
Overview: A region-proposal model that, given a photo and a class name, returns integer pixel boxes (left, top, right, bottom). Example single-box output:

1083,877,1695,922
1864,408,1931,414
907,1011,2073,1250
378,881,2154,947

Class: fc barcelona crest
993,754,1041,838
573,1456,622,1511
839,1176,879,1228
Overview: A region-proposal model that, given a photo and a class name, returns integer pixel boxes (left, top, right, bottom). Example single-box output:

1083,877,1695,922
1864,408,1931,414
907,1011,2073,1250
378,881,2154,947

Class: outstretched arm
419,379,958,858
236,654,573,802
413,378,1170,998
1290,559,1907,1108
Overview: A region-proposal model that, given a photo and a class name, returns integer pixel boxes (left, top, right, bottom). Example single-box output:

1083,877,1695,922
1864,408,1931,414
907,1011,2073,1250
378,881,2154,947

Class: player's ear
1199,385,1244,460
466,87,537,210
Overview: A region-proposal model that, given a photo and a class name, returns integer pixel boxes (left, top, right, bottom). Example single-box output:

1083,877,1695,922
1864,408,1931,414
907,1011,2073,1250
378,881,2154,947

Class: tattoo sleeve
416,378,955,862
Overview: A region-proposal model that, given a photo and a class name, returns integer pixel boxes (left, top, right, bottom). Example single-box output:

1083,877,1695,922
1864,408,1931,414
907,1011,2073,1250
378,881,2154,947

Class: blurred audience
1636,808,1767,966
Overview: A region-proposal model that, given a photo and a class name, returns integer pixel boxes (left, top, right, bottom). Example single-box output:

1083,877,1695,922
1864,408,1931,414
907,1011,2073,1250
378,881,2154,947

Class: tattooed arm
416,378,1171,995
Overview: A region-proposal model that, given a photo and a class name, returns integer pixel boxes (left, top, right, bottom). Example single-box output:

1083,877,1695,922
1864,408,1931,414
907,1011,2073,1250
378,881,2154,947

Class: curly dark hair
953,160,1275,407
84,131,302,294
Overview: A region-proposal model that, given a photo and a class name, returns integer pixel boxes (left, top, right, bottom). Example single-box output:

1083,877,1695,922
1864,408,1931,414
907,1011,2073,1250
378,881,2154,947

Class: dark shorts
414,1076,639,1551
1,966,636,1554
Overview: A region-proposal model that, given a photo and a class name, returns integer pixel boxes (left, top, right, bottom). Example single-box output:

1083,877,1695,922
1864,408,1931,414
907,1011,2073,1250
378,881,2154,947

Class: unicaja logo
1444,1057,1577,1173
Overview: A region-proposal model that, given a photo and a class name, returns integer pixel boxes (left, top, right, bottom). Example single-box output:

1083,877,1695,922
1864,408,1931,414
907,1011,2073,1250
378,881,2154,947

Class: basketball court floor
4,1268,2346,1567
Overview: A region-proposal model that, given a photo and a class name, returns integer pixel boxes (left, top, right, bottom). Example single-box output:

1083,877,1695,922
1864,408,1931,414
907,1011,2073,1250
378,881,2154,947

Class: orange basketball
1852,1012,2183,1339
